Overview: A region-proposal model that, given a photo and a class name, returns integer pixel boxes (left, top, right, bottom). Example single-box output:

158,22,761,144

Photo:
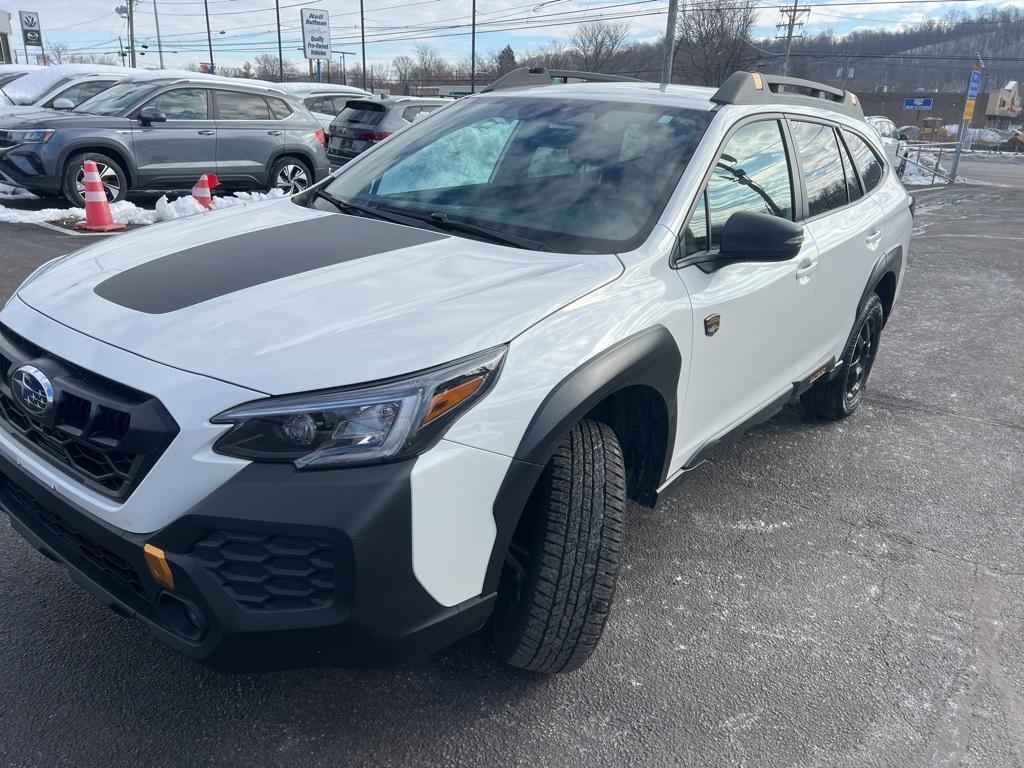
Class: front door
674,118,820,463
131,87,216,190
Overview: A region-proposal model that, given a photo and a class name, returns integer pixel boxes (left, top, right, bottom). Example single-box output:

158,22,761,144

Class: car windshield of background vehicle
317,97,714,254
74,82,161,116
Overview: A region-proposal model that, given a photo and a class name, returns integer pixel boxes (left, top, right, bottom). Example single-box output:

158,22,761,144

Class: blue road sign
967,70,982,100
904,97,934,110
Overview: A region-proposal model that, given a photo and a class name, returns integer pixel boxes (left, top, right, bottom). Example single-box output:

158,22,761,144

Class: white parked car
0,69,912,674
0,72,127,117
275,82,373,131
867,115,908,175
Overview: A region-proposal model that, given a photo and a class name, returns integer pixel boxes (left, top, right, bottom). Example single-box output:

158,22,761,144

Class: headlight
212,346,506,468
8,129,55,144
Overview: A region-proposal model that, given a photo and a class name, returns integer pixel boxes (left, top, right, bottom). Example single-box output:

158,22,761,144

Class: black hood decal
94,214,447,314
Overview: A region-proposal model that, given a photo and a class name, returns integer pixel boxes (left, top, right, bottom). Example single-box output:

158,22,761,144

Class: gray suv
326,96,447,164
0,76,330,205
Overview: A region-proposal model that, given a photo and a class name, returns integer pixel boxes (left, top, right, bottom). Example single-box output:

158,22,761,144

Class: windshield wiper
314,190,429,228
374,206,548,251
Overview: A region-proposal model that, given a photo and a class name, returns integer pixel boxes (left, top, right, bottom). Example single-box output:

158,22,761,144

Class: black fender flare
482,325,682,594
58,139,138,187
860,244,902,322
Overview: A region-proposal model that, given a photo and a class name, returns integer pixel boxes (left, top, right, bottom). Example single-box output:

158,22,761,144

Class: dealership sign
300,9,330,60
18,10,42,48
903,97,933,111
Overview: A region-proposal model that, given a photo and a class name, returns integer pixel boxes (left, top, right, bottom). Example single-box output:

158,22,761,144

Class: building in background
0,10,13,64
985,81,1021,129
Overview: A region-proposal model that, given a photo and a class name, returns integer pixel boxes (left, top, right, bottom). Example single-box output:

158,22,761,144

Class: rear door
675,118,822,453
131,87,216,190
213,89,284,189
789,119,888,360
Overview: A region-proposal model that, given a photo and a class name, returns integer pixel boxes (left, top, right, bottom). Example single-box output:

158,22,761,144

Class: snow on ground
902,151,945,186
0,183,37,200
0,189,285,227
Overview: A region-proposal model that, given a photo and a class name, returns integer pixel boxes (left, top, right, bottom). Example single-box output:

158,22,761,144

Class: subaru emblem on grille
10,365,55,416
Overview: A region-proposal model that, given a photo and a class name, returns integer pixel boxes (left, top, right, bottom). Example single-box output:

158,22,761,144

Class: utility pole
949,54,985,183
470,0,477,92
128,0,136,67
202,0,214,73
360,0,367,91
660,0,678,86
275,0,283,81
777,0,810,77
153,0,165,68
338,50,354,85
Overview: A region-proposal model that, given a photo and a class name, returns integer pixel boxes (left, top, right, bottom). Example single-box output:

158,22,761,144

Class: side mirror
898,132,910,141
52,98,75,110
719,211,804,263
138,107,167,125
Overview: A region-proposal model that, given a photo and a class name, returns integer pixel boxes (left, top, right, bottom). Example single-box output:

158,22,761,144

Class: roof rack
483,67,641,93
711,71,865,121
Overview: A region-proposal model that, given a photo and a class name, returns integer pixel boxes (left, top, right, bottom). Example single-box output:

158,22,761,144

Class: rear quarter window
843,130,884,193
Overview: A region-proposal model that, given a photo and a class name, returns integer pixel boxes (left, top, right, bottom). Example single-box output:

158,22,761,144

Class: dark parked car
0,76,330,205
326,96,447,164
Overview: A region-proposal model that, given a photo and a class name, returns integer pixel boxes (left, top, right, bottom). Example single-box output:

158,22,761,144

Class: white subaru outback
0,69,912,674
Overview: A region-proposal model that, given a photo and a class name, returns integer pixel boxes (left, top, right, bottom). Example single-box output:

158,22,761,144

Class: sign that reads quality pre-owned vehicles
300,8,330,60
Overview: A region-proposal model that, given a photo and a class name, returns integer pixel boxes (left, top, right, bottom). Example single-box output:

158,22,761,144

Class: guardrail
901,142,958,185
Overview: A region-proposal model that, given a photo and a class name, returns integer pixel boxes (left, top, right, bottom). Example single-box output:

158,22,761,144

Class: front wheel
492,419,626,674
61,152,128,207
801,293,885,420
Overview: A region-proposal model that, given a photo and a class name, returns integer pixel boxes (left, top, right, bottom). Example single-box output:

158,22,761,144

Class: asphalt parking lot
0,185,1022,767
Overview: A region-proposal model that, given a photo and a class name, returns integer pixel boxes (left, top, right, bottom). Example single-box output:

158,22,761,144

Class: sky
2,0,1022,72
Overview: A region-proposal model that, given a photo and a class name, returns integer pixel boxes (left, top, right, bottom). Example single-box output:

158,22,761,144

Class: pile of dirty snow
0,189,285,227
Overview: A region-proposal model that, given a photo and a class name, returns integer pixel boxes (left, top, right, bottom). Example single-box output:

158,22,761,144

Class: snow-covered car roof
2,65,281,105
276,82,371,97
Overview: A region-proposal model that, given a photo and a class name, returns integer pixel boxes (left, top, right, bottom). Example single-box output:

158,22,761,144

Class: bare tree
570,20,630,72
674,0,758,86
413,44,451,81
392,55,415,94
253,54,299,82
45,42,71,64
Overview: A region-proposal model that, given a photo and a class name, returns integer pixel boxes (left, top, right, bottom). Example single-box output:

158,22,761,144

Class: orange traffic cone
191,172,220,209
74,160,125,232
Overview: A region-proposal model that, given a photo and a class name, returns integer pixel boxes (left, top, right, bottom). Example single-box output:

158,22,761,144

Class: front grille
4,480,145,596
0,325,179,500
191,530,335,611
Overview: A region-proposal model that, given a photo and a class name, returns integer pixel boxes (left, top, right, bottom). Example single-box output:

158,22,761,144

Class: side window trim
836,129,866,198
675,115,797,267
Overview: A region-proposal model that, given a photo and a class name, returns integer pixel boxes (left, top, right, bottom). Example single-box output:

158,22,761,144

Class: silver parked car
326,96,448,164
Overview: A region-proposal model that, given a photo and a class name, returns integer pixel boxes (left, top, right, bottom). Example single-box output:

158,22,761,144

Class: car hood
16,197,623,394
0,109,126,129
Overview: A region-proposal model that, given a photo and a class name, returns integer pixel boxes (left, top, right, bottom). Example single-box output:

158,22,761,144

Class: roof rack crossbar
483,67,642,93
711,71,865,121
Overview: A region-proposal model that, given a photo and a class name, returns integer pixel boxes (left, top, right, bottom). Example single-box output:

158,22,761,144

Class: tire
801,293,885,420
492,419,626,674
268,156,312,195
62,152,128,207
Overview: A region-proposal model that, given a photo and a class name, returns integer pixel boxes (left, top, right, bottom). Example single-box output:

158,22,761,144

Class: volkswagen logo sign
10,365,54,416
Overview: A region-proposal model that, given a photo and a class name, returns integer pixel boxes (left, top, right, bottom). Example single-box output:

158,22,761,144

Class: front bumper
0,453,494,672
0,146,61,195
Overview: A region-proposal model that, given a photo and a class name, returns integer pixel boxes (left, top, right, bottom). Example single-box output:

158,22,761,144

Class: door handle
198,130,215,135
795,257,818,282
267,130,283,136
865,230,882,250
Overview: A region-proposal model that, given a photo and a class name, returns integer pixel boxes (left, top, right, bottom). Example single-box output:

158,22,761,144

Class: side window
843,131,883,193
376,116,518,195
321,97,342,116
790,121,849,217
216,91,271,120
707,120,793,251
52,80,114,107
683,192,708,256
306,97,325,113
143,88,208,120
402,106,422,123
267,97,292,120
839,138,863,203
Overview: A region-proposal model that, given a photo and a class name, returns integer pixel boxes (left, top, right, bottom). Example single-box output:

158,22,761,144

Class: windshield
317,96,713,254
75,82,160,116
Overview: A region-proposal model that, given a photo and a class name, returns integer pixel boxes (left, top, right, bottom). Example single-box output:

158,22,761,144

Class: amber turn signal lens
751,72,764,90
143,543,175,589
421,375,485,426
